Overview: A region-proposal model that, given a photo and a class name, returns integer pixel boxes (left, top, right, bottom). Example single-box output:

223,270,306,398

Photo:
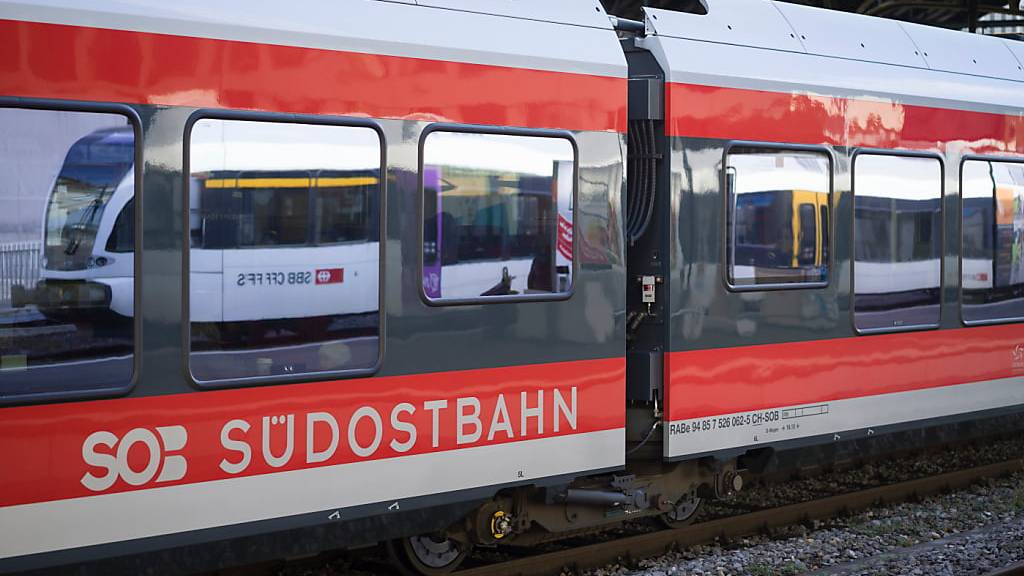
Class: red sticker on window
557,214,573,261
315,268,344,285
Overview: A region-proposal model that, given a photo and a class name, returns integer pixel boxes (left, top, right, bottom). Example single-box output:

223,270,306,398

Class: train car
0,1,627,573
625,0,1024,464
2,0,1024,575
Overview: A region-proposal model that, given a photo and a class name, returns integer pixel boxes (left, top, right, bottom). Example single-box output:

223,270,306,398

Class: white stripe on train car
664,376,1024,458
0,428,623,560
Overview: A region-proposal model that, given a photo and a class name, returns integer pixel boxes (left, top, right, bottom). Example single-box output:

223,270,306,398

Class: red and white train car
1,0,1024,574
0,1,627,573
629,2,1024,462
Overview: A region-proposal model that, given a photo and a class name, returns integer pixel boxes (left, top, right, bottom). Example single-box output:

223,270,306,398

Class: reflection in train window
106,198,135,253
421,131,575,301
725,147,831,287
188,119,381,383
962,159,1024,324
0,108,135,398
853,154,942,332
317,172,377,244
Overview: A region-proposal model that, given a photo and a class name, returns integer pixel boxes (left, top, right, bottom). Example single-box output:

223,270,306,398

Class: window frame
182,110,387,390
720,141,835,292
850,148,946,336
417,123,580,307
958,153,1024,327
0,98,143,406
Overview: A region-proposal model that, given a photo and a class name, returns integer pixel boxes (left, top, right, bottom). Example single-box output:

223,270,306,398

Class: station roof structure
601,1,1024,35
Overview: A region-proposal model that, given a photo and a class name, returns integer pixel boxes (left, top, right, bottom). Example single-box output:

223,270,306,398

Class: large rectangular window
188,118,381,383
853,153,943,332
421,130,575,302
962,158,1024,323
0,107,136,400
725,147,831,288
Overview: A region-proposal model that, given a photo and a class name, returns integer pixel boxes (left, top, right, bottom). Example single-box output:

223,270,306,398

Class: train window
106,198,134,253
725,147,831,288
0,107,136,399
853,153,943,333
961,158,1024,324
421,130,575,302
187,118,382,383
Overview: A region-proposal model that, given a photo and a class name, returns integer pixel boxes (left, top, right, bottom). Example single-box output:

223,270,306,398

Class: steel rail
455,458,1024,576
986,560,1024,576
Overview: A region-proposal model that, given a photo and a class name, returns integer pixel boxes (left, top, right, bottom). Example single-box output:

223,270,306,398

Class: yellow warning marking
204,177,378,189
316,177,379,188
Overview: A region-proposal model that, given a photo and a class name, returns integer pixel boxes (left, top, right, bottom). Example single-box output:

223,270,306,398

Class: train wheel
659,492,702,528
386,533,471,576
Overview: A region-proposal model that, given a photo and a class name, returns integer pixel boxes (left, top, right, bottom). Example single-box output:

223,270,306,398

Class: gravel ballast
596,470,1024,576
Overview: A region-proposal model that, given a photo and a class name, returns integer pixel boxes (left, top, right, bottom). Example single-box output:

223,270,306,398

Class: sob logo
80,426,188,492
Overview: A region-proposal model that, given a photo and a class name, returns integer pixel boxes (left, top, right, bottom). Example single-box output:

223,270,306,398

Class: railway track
208,450,1024,576
988,561,1024,576
452,458,1024,576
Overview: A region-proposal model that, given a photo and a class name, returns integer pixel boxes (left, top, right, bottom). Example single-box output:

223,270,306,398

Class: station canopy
601,1,1024,36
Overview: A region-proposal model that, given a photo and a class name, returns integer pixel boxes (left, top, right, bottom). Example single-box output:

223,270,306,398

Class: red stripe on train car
665,83,1024,155
0,19,627,133
0,357,624,508
665,324,1024,422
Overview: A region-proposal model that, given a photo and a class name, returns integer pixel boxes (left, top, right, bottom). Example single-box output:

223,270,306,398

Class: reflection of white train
847,152,942,309
188,119,381,325
421,135,574,300
12,126,136,318
963,160,1024,295
187,171,380,324
853,159,943,309
15,122,382,328
963,195,997,292
854,193,942,308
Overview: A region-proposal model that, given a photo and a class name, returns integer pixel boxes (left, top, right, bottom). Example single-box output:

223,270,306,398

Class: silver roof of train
643,0,1024,82
0,0,626,78
640,0,1024,113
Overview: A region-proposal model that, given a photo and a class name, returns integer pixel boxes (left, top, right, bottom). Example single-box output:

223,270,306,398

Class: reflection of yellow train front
996,181,1024,287
719,149,832,336
728,150,830,287
733,188,827,272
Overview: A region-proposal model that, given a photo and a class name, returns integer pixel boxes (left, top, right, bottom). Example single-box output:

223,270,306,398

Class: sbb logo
80,426,188,492
315,268,344,285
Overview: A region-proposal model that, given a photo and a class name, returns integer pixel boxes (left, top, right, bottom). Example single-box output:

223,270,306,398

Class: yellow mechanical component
490,510,510,540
